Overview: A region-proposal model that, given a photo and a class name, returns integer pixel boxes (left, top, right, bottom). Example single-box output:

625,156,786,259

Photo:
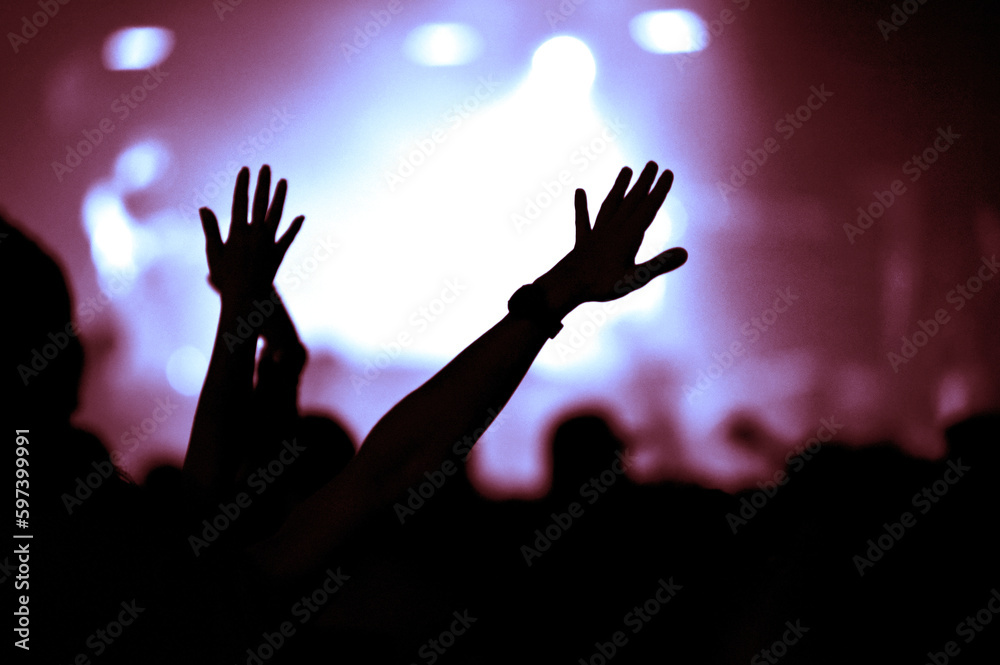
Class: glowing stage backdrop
2,0,997,496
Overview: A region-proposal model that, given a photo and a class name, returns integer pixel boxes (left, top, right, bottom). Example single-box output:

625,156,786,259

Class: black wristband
507,284,564,339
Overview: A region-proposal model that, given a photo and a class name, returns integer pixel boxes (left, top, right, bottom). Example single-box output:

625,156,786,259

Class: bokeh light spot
102,26,175,71
629,10,708,54
403,23,483,66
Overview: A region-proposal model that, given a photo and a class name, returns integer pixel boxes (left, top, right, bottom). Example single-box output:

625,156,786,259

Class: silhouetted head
548,410,629,497
284,413,357,501
721,409,776,453
2,212,84,420
945,411,999,469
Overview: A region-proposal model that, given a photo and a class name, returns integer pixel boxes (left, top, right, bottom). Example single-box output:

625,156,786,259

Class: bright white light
102,26,175,71
278,34,684,373
629,10,708,54
114,140,169,191
166,345,209,396
403,23,483,66
528,36,596,99
83,187,135,273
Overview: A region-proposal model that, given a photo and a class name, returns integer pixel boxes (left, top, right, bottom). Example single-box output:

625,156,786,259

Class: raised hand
537,161,687,315
199,165,304,307
186,165,303,499
246,162,690,584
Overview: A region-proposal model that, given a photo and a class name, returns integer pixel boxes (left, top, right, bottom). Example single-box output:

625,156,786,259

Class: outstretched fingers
638,246,687,281
596,166,633,226
231,167,250,233
633,169,674,231
265,179,288,235
618,161,659,221
251,164,272,226
199,207,224,263
275,215,305,262
574,188,590,245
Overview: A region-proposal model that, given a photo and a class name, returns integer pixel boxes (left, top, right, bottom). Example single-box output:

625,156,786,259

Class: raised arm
250,290,307,454
252,161,687,581
184,165,303,499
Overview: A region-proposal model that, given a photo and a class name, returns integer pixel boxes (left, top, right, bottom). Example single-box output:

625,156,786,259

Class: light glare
114,140,169,191
529,36,596,98
403,23,483,66
629,10,708,54
166,346,209,396
102,26,175,71
83,188,135,273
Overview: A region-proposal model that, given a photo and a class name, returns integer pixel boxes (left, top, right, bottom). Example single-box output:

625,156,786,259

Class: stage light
102,26,175,71
403,23,483,66
114,140,169,191
83,186,135,275
629,10,707,54
529,35,596,99
166,345,209,396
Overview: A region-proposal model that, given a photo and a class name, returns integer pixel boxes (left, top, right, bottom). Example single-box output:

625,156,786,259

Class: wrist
508,284,564,338
220,298,253,321
532,270,583,321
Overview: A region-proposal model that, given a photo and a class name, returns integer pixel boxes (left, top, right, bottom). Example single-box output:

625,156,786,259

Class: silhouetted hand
199,165,303,307
245,162,689,584
537,161,687,316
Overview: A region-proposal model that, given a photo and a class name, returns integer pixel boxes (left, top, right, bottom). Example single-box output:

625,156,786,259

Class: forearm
254,294,305,429
246,161,685,582
253,287,572,580
184,302,259,495
363,314,548,479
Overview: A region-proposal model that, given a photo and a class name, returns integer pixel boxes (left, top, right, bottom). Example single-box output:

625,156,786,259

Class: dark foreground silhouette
5,159,998,664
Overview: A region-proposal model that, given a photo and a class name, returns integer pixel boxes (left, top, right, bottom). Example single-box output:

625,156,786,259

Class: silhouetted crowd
5,165,998,665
